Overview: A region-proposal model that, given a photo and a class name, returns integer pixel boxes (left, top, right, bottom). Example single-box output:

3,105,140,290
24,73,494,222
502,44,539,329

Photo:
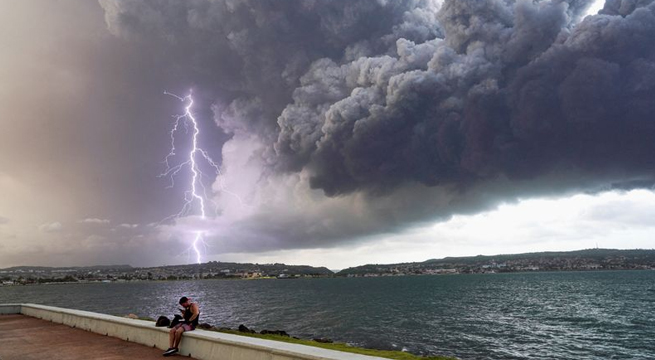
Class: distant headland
1,248,654,285
337,248,655,277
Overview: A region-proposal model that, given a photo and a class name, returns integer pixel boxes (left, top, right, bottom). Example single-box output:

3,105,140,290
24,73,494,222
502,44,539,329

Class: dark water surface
1,271,654,360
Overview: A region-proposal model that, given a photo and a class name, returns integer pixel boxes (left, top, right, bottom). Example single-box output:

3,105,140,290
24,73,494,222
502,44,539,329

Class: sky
1,0,655,270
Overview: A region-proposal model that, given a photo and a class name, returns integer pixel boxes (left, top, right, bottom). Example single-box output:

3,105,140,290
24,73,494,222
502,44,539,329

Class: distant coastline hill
423,248,655,265
336,249,655,276
0,262,333,283
162,261,334,277
1,265,133,272
0,262,332,276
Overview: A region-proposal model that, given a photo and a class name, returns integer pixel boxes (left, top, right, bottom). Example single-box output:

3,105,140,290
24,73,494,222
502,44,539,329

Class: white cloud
79,218,111,224
38,221,63,233
119,223,139,229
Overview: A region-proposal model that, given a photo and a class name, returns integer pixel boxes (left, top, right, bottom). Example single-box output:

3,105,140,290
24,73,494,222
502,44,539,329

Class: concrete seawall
0,303,386,360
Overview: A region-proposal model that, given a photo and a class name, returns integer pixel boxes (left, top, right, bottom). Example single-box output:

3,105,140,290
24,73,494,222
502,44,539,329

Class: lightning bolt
160,90,219,264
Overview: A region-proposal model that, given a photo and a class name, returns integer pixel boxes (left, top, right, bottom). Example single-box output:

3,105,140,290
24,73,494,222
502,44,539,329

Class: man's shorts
172,323,195,331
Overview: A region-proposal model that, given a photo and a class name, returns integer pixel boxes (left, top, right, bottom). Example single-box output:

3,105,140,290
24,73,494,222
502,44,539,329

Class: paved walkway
0,314,196,360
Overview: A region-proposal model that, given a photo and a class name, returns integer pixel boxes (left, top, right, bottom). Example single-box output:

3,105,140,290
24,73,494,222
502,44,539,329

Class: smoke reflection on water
1,271,654,360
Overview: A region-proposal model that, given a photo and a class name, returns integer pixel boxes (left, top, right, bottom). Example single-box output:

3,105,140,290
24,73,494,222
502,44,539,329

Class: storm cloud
96,0,655,255
274,0,655,196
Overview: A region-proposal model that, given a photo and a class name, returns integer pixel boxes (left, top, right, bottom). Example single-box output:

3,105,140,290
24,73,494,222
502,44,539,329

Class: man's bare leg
173,327,185,349
169,329,176,349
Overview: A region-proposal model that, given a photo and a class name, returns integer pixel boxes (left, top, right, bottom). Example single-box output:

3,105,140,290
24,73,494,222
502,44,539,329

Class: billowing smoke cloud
274,0,655,195
100,0,442,137
100,0,655,255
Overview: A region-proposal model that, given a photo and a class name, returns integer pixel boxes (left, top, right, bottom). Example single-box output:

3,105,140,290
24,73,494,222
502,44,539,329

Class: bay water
1,270,653,359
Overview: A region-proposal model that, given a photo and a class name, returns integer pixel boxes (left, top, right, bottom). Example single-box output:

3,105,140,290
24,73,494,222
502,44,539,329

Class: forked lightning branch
160,91,219,264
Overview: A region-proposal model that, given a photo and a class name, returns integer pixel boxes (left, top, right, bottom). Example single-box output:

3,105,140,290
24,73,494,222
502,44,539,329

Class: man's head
179,296,190,306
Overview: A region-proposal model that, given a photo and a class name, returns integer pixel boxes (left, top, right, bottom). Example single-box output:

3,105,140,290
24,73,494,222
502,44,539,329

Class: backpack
155,316,170,327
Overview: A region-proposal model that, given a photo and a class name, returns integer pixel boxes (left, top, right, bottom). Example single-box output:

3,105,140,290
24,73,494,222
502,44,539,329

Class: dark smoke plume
273,0,655,196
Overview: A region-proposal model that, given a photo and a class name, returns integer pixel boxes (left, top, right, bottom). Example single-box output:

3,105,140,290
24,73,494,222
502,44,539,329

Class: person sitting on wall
163,296,200,356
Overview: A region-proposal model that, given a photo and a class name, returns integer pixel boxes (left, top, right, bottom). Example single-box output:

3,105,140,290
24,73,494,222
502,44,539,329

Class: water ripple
1,271,653,360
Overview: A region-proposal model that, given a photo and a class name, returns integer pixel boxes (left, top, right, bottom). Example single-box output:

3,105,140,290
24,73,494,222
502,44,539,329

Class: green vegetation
213,329,455,360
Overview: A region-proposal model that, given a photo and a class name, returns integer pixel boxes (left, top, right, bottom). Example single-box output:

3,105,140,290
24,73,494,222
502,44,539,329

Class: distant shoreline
2,267,653,287
2,248,654,285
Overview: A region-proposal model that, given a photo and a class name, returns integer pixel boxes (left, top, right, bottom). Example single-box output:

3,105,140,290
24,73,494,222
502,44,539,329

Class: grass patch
213,329,456,360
